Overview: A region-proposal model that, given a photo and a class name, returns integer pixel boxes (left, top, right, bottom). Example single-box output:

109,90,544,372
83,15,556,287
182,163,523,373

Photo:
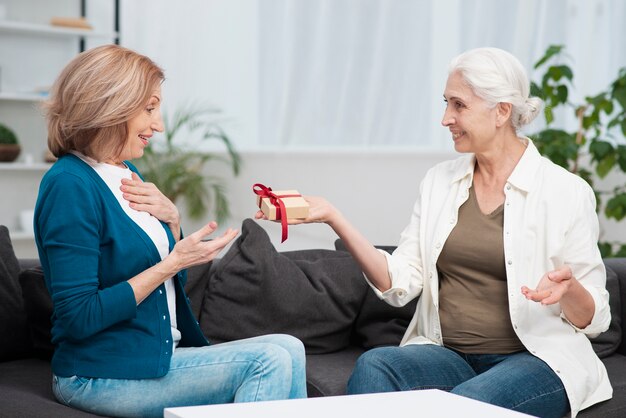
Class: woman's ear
495,102,512,127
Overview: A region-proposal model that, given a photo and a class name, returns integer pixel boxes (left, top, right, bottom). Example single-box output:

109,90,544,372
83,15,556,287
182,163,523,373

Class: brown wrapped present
252,183,309,242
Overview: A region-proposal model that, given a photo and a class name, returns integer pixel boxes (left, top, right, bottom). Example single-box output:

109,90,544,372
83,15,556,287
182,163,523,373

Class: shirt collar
507,137,542,193
449,137,542,193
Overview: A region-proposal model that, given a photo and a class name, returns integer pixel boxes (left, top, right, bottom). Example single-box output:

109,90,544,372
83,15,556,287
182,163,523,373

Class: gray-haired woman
259,47,612,417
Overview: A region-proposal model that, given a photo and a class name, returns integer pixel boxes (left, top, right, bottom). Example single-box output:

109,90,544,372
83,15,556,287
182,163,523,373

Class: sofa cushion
0,225,33,361
305,346,365,397
589,264,622,358
19,266,54,360
0,358,103,417
200,219,368,354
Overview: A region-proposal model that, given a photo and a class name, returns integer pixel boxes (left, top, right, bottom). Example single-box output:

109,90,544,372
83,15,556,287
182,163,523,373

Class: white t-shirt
73,152,181,350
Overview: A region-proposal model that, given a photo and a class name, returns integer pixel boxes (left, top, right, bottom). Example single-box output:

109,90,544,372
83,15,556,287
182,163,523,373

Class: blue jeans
347,344,569,418
52,334,307,418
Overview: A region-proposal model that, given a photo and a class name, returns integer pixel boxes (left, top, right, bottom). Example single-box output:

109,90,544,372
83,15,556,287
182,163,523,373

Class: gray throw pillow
18,266,54,360
334,239,416,348
199,219,368,354
0,225,33,360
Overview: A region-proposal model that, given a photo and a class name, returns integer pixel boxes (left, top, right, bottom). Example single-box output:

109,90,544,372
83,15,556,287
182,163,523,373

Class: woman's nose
441,109,454,127
152,116,164,132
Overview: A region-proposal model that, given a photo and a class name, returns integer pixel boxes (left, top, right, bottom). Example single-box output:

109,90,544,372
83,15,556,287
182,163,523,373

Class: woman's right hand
169,221,238,271
255,195,341,225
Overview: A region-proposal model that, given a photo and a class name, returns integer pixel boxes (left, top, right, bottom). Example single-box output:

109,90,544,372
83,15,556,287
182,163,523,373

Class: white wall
179,150,454,251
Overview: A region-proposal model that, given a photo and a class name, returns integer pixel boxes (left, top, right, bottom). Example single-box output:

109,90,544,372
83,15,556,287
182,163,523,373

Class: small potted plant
0,123,21,162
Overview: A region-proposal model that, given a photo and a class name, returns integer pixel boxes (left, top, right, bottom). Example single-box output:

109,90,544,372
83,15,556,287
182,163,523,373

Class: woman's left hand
521,265,574,305
121,172,181,239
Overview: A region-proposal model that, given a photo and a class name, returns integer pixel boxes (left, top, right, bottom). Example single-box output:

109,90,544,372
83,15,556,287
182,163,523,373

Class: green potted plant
0,123,21,162
136,106,242,223
530,45,626,256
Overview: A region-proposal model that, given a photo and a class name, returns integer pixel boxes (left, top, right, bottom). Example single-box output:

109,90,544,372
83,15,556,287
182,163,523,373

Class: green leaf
556,85,568,104
530,81,543,98
616,145,626,172
589,140,614,161
596,153,616,178
605,193,626,221
598,242,613,258
534,45,564,69
615,244,626,258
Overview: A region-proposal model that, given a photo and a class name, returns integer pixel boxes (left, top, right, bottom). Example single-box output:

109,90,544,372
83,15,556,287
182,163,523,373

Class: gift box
256,189,309,220
252,183,310,243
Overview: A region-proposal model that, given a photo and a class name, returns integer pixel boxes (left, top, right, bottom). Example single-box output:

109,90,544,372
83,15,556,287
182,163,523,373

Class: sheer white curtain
257,0,626,149
121,0,626,151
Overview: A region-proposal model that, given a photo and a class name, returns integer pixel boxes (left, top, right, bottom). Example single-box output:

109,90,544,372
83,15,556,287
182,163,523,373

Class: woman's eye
146,107,155,114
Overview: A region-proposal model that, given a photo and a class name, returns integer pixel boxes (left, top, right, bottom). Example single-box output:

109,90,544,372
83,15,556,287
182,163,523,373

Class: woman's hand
255,195,341,225
129,222,238,304
121,172,181,240
169,221,238,270
521,265,595,328
521,265,573,305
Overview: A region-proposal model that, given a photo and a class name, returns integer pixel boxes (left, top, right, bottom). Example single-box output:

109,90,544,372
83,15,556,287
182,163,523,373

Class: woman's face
441,71,498,154
118,87,164,162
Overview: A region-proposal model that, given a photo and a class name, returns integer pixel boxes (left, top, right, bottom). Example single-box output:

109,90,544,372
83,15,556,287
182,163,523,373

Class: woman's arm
128,221,237,304
257,196,392,291
521,266,595,328
521,180,609,331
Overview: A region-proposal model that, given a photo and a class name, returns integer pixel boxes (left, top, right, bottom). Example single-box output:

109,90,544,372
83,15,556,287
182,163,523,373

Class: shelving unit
0,20,117,38
0,0,118,257
0,92,45,101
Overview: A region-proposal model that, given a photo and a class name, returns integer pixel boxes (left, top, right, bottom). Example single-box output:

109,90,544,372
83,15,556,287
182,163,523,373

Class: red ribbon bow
253,183,301,242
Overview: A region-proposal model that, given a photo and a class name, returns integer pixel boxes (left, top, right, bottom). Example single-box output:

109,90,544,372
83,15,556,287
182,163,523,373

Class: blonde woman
263,48,612,417
36,44,306,418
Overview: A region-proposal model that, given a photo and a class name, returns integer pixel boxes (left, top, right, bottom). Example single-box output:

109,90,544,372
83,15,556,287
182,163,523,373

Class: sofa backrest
604,258,626,356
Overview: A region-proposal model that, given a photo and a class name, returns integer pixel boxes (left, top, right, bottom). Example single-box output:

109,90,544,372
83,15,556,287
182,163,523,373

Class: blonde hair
43,44,164,160
448,47,543,131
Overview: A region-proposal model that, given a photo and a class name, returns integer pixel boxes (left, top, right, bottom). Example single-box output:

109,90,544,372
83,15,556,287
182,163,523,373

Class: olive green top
437,186,524,354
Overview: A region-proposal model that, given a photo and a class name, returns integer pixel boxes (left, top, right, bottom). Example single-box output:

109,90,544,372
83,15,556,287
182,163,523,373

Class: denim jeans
52,334,307,418
347,344,569,418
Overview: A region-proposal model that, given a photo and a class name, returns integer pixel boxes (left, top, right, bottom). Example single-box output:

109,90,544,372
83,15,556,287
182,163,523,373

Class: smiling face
115,87,164,163
441,71,499,154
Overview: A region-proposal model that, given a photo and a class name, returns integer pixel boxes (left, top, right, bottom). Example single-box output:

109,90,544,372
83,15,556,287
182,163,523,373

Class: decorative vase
0,144,21,162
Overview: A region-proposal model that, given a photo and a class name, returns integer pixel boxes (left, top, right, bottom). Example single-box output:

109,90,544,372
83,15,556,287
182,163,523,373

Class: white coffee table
163,389,534,418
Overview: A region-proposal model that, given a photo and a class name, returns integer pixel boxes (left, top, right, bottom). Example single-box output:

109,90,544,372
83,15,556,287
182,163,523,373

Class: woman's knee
270,334,306,359
347,347,401,394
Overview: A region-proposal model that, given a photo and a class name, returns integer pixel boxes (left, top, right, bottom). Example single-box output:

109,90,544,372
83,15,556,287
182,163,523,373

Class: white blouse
366,139,612,417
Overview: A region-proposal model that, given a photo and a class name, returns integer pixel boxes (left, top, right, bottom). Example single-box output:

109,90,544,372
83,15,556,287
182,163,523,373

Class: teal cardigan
34,154,208,379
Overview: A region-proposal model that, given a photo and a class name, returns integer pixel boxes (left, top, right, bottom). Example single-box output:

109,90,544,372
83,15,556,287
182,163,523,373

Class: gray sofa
1,220,626,417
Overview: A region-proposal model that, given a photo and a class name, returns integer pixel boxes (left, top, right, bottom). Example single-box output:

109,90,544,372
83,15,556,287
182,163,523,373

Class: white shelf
0,19,117,38
0,92,46,102
0,162,51,171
